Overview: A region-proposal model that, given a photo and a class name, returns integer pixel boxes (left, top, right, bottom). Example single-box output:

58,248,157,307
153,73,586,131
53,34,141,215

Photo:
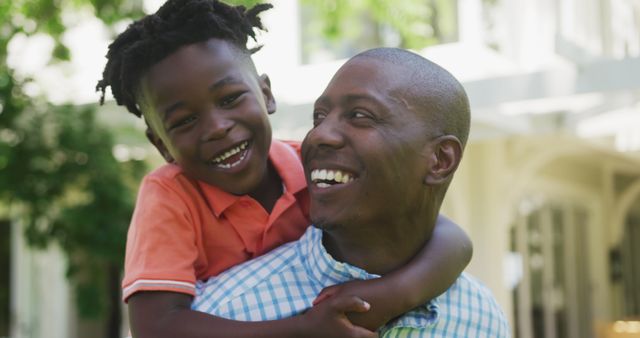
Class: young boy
96,1,472,337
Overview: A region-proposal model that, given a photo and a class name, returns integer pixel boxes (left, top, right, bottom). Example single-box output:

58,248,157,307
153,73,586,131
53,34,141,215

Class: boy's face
140,39,275,195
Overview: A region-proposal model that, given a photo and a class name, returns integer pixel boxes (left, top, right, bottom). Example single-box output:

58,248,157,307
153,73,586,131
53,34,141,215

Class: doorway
511,201,593,338
621,211,640,317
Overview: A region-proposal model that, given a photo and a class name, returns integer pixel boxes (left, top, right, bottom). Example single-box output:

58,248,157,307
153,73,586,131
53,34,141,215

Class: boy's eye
170,115,198,130
220,92,244,107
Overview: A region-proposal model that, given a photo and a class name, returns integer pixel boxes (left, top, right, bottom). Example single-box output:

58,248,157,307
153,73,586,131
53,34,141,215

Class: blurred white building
6,0,640,337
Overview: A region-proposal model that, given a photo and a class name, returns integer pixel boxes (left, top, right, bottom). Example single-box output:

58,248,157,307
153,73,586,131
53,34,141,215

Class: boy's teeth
212,141,249,164
310,169,355,187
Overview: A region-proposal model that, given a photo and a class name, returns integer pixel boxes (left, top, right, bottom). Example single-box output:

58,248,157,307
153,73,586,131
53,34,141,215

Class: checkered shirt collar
300,226,440,330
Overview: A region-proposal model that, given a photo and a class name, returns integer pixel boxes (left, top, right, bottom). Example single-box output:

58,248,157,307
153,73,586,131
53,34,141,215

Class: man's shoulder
383,273,511,337
446,273,507,312
434,273,510,336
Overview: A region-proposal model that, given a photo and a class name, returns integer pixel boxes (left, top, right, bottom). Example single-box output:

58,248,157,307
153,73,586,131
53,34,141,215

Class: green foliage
0,0,146,327
225,0,265,8
1,80,146,317
301,0,458,54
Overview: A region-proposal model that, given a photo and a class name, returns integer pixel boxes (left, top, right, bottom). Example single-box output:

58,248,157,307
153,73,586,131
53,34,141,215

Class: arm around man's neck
128,290,378,338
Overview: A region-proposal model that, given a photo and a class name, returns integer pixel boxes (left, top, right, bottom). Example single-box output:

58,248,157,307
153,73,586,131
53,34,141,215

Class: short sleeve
122,175,201,302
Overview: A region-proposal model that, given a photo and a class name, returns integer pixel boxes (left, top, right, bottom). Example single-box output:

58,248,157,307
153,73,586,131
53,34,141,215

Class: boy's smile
139,38,276,196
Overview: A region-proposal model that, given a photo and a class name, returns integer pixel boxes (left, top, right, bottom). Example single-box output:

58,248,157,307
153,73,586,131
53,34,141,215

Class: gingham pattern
192,227,511,337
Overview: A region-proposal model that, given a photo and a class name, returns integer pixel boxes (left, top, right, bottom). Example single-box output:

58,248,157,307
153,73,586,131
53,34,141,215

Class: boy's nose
201,111,234,141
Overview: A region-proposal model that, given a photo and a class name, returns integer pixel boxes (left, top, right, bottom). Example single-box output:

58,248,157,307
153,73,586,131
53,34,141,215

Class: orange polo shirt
122,140,310,301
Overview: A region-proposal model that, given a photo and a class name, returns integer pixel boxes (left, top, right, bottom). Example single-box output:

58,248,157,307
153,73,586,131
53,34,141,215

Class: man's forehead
339,61,424,112
327,58,408,95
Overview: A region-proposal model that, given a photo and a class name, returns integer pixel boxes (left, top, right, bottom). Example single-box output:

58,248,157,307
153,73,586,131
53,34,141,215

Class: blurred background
1,0,639,337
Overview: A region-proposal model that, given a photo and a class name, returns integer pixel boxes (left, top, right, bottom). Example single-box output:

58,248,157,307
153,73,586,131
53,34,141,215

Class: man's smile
309,168,357,189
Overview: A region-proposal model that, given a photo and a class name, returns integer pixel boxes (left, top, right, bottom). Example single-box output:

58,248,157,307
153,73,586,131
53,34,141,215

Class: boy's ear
423,135,463,185
259,74,276,115
145,126,175,163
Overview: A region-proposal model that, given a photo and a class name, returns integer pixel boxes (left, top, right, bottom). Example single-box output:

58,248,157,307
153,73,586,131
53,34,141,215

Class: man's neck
321,214,437,275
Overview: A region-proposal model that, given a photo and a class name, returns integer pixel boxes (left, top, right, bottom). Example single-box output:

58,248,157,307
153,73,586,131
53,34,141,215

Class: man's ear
259,74,276,115
424,135,463,185
145,126,175,163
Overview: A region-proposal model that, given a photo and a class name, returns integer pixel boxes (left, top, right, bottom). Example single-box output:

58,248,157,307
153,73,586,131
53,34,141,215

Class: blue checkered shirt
192,226,511,337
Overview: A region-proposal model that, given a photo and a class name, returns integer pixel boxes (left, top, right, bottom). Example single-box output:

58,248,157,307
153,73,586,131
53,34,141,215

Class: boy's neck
249,162,283,213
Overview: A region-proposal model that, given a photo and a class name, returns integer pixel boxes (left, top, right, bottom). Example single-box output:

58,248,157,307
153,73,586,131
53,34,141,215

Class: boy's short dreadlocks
96,0,272,117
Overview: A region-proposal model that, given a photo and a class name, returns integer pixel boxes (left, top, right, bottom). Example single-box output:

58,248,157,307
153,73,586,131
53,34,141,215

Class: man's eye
312,111,327,126
220,92,244,107
351,110,373,119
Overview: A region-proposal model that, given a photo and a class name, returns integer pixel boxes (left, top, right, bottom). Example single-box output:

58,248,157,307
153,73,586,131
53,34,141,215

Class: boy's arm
128,291,377,338
313,214,472,330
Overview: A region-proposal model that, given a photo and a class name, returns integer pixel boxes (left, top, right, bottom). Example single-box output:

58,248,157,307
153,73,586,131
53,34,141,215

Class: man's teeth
211,141,248,167
310,169,354,186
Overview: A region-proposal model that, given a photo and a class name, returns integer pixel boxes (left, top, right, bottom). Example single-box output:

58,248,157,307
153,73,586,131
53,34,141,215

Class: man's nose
201,109,234,141
305,114,345,149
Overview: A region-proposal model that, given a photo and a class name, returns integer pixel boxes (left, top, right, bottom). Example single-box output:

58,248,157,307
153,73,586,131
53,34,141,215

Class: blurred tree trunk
107,263,122,338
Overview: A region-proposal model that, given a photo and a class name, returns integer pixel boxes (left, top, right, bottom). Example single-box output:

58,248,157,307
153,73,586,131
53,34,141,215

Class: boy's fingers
350,327,379,338
312,292,333,306
347,324,379,338
313,285,340,306
330,295,371,313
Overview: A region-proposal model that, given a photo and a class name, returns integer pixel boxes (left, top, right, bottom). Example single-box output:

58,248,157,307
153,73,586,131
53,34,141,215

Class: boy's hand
314,280,395,331
299,294,378,338
313,283,347,306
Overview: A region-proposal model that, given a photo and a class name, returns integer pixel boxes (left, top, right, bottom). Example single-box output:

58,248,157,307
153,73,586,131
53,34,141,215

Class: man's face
302,57,434,230
140,39,274,195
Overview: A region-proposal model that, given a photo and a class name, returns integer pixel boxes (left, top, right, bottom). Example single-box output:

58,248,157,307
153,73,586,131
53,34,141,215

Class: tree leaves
0,0,147,328
300,0,458,51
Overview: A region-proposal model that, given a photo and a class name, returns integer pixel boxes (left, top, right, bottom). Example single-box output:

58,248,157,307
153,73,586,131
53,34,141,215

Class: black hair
96,0,272,117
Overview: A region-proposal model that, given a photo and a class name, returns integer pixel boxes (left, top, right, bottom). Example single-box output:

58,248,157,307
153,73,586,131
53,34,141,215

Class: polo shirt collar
197,140,306,217
268,140,306,196
299,226,440,330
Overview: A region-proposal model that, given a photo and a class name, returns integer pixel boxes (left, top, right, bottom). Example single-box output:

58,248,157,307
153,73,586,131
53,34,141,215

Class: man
192,47,511,337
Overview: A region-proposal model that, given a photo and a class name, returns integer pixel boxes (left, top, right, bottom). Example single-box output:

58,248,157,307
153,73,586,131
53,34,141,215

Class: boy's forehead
141,40,252,94
140,39,246,84
136,40,259,126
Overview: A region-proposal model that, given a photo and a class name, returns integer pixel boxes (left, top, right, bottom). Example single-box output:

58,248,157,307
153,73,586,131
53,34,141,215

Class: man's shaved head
351,48,470,147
